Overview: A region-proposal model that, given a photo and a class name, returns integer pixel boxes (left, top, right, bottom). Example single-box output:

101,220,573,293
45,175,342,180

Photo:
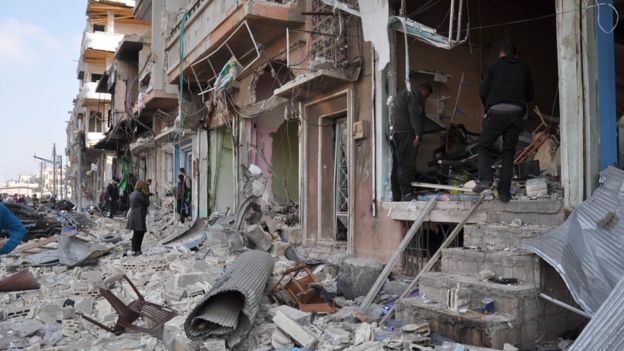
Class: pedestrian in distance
105,178,120,218
127,180,150,256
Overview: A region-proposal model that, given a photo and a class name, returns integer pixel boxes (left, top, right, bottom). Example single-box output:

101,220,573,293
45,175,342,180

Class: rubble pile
0,195,572,351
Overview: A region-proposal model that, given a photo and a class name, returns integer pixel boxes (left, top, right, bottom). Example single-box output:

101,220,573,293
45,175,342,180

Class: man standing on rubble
389,72,432,201
0,202,26,255
105,178,120,218
127,181,150,256
473,43,534,202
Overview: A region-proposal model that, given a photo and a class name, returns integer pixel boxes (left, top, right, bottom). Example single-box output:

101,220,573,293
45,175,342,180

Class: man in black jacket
105,178,120,218
389,74,432,201
473,43,534,202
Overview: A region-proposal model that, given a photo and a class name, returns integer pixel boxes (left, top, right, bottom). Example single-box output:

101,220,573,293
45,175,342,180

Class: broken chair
269,262,337,313
81,275,177,336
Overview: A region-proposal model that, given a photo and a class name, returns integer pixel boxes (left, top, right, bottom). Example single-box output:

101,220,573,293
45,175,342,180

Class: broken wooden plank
380,194,485,323
360,197,437,311
411,182,475,193
273,310,317,348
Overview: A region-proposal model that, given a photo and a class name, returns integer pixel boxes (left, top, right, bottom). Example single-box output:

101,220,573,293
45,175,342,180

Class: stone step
483,199,565,226
419,272,540,322
463,224,555,251
394,297,538,349
441,248,541,285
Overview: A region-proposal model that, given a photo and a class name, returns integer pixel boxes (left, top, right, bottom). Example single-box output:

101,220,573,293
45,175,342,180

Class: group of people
390,43,534,203
103,168,192,256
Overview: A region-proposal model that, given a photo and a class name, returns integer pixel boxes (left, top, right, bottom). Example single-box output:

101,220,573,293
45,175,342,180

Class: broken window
88,112,104,133
91,73,103,83
93,24,105,32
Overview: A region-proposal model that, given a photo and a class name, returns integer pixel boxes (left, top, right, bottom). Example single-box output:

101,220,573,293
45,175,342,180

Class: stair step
419,272,540,322
463,224,555,251
483,199,565,226
441,248,541,285
394,297,539,349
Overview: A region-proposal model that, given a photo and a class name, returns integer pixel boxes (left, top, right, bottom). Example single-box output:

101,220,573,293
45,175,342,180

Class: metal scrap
523,166,624,314
184,250,274,347
0,270,40,292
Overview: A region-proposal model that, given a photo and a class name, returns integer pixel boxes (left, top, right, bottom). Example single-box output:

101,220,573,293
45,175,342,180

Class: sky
0,1,85,182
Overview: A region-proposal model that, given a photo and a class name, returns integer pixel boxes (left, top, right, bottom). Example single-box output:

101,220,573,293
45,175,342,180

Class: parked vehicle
1,203,62,241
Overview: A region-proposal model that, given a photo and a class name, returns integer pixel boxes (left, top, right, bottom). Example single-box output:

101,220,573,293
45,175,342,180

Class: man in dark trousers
105,178,120,218
473,43,534,202
389,74,432,201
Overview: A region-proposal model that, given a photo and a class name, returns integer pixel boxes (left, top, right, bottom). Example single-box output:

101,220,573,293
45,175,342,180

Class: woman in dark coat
127,180,150,255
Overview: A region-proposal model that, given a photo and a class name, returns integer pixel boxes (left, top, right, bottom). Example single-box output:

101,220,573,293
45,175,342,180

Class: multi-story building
67,0,151,207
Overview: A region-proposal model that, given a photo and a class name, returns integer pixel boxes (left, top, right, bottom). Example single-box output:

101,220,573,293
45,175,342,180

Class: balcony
165,0,304,83
86,132,106,148
80,31,124,63
79,82,111,105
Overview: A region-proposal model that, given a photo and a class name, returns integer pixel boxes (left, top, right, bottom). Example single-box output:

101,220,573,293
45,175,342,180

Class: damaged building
11,0,619,349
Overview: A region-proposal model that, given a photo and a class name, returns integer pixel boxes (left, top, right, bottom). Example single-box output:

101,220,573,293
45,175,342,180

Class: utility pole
77,143,82,211
58,155,63,200
52,143,57,198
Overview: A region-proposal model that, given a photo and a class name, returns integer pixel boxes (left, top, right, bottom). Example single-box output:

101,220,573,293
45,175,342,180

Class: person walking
0,202,27,255
472,43,534,202
105,178,120,218
389,72,432,201
127,181,150,256
176,174,189,223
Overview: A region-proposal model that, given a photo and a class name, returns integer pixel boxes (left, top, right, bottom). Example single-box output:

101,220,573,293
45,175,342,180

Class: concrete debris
244,224,273,251
338,258,384,300
273,310,317,348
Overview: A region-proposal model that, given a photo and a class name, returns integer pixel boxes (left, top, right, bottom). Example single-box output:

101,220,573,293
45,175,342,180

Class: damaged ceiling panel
523,166,624,314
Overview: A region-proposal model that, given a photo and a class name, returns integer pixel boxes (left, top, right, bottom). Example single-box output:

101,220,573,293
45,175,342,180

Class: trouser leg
390,139,401,201
394,133,418,200
131,230,145,252
498,113,523,196
477,111,505,183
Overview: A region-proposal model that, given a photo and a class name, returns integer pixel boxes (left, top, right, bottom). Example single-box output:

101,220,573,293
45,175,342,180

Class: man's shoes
472,181,492,194
499,193,512,203
132,250,143,257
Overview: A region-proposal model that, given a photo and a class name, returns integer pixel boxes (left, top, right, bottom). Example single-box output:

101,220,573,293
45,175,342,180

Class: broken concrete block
270,241,290,257
174,272,212,290
36,304,63,324
273,310,317,348
244,224,273,251
272,328,295,350
503,343,519,351
201,339,226,351
345,341,385,351
280,225,302,245
353,322,372,345
270,305,311,324
75,298,93,315
526,178,548,198
382,279,409,296
163,315,191,351
337,258,384,300
323,327,352,346
15,319,43,338
448,287,470,313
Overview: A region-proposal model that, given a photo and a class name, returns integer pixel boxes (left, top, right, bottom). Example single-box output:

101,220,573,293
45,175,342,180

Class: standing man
389,72,432,201
0,202,26,255
473,43,534,202
105,178,120,218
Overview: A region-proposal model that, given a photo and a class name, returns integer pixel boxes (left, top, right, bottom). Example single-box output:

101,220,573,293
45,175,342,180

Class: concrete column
107,11,114,33
555,0,592,208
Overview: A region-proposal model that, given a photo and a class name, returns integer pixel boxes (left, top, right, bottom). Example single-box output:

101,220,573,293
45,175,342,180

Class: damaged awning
190,21,261,95
322,0,468,70
523,166,624,315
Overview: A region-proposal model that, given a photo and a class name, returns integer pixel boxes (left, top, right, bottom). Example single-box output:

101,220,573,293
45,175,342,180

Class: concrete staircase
394,201,576,349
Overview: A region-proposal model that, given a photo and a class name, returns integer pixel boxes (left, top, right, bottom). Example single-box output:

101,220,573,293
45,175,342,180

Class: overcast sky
0,2,85,182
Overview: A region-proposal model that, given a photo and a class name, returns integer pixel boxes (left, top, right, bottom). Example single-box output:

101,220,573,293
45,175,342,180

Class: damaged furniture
81,275,178,337
270,262,337,314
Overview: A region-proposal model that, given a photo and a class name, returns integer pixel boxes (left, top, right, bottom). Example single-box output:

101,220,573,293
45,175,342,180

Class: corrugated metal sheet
523,166,624,314
0,270,40,292
570,276,624,350
184,250,274,347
